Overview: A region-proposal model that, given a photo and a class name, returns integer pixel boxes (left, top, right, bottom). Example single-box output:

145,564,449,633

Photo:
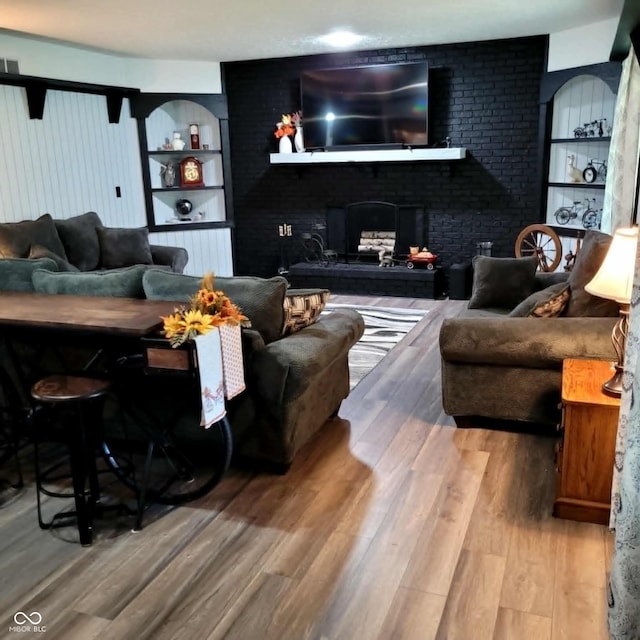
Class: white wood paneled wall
551,74,616,138
0,84,233,275
150,227,233,277
0,85,145,225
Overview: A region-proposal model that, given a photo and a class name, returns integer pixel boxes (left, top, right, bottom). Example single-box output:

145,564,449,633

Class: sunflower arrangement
161,272,249,347
274,114,296,138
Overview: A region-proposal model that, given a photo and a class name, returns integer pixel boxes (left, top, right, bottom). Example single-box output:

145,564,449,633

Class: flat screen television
300,62,429,150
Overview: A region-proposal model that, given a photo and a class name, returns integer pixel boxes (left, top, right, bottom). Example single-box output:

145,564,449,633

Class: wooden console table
554,358,620,525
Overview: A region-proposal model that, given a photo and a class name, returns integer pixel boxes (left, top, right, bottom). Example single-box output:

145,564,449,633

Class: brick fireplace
222,35,548,292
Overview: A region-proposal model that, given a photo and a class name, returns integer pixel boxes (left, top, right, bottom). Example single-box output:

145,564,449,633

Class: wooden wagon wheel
515,224,562,272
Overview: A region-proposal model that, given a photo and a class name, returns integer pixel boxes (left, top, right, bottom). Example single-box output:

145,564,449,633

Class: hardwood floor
0,295,613,639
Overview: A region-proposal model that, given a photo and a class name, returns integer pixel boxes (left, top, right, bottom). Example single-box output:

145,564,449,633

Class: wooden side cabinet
554,358,620,525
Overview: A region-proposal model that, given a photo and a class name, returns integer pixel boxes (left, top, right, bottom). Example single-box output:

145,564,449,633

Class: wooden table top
0,291,179,337
562,358,621,407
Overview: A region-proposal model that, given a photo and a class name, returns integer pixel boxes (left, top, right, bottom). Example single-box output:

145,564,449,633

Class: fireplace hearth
288,201,445,298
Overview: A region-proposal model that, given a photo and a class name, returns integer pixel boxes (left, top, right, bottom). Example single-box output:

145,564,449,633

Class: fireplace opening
326,201,425,263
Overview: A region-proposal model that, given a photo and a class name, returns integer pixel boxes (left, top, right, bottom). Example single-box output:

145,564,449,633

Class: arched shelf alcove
131,93,234,233
537,62,621,268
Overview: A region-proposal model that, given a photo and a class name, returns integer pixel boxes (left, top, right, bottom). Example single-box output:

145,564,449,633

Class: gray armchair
440,230,618,427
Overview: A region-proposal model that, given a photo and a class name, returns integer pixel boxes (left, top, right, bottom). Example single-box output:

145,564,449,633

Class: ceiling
0,0,626,63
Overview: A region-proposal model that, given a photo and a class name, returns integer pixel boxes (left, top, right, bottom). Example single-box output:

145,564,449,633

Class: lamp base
602,364,623,397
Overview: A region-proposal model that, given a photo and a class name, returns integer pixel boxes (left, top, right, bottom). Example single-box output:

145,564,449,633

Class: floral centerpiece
274,114,295,139
161,272,249,347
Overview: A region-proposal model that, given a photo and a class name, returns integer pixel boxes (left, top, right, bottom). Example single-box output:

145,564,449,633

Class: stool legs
67,405,97,546
31,375,114,547
34,400,103,546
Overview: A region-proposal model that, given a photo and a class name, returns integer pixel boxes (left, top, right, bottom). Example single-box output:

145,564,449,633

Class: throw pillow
97,226,153,269
32,265,147,298
468,255,538,310
0,257,59,292
0,213,67,260
565,230,619,317
509,282,571,317
54,211,103,271
142,270,288,344
282,289,330,335
29,244,80,272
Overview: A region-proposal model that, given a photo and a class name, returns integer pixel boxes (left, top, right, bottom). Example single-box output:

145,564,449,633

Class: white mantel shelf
269,147,467,164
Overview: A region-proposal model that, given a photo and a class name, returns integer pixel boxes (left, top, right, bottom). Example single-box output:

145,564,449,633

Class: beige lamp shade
585,227,639,304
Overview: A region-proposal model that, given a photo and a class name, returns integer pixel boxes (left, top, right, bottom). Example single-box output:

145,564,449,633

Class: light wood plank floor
0,295,613,639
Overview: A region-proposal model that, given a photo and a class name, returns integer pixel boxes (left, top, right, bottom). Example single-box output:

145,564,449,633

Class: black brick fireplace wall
222,36,548,279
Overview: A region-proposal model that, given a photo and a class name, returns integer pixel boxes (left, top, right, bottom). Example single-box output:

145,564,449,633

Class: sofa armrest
150,245,188,273
251,309,365,405
440,316,617,369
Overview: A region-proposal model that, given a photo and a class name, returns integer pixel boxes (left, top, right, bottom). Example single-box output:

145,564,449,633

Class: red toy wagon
406,248,438,270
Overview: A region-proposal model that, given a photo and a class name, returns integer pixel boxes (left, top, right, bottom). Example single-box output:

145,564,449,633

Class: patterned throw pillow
509,282,571,317
530,285,571,317
282,289,330,335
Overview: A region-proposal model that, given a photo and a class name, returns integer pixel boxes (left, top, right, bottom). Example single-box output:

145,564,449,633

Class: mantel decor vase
279,135,293,154
294,126,305,153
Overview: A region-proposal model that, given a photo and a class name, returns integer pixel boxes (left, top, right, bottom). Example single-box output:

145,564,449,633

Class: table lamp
585,226,639,396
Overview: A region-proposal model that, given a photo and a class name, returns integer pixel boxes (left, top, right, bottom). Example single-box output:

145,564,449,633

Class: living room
0,1,639,638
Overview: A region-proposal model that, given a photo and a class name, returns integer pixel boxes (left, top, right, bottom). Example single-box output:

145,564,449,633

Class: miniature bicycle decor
573,119,610,138
553,198,602,229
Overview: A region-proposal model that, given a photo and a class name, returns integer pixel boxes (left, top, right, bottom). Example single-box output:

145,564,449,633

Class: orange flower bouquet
161,272,249,347
274,114,296,139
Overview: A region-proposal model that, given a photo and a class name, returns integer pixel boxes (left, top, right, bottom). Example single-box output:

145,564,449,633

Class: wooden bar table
0,291,233,527
0,291,178,337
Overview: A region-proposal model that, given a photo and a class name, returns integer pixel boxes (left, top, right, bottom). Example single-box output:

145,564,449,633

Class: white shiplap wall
0,83,233,276
0,86,144,225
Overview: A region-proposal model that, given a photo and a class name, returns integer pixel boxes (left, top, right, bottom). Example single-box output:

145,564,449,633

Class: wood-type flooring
0,295,613,639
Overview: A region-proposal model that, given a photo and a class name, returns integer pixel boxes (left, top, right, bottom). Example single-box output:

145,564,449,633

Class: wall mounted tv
300,62,429,151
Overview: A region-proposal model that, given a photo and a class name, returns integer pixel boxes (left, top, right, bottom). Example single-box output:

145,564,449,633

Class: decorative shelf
152,185,223,193
154,220,234,232
269,148,466,164
148,149,221,156
551,137,611,144
0,71,139,123
548,182,605,189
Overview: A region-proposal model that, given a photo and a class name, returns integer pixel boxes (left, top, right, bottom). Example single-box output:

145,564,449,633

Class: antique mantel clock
179,156,204,188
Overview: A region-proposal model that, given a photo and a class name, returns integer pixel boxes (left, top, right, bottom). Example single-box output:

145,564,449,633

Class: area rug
322,304,430,390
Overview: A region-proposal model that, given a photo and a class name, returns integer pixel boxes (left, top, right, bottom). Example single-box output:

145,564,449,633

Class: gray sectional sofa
0,212,188,273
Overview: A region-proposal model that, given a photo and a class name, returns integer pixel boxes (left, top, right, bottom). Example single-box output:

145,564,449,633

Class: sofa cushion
54,212,103,271
0,258,59,292
282,288,330,335
0,214,67,260
565,230,620,317
509,282,571,318
28,244,80,272
97,226,153,269
468,255,538,310
32,265,147,298
142,270,288,344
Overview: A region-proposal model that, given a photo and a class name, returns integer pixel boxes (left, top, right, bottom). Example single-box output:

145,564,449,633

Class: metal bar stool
31,374,116,546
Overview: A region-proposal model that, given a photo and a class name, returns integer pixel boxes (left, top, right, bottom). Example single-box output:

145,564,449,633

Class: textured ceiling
0,0,625,62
